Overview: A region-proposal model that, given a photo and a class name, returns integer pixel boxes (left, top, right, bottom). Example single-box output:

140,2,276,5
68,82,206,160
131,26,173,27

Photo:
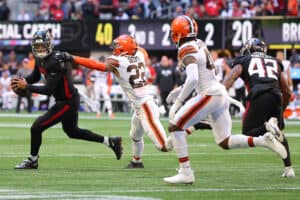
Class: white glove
166,86,182,104
169,99,182,120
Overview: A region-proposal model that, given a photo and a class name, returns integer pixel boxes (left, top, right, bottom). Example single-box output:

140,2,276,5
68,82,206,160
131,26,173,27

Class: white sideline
0,187,299,200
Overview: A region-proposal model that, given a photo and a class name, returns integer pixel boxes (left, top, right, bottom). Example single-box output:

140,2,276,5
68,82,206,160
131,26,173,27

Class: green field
0,112,299,200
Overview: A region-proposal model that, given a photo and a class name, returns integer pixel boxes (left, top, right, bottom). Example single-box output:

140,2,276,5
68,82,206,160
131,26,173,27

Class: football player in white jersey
91,68,115,119
163,15,288,184
68,35,171,168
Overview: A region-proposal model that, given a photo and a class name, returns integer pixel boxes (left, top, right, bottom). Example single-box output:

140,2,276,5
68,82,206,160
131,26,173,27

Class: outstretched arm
223,64,243,89
73,56,106,71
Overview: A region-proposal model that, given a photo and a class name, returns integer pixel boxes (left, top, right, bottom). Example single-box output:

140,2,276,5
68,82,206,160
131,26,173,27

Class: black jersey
25,51,77,101
232,52,283,99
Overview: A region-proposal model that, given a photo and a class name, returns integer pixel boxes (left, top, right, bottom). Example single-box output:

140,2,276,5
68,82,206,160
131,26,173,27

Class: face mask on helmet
240,38,267,56
170,15,198,47
32,30,54,58
112,35,137,56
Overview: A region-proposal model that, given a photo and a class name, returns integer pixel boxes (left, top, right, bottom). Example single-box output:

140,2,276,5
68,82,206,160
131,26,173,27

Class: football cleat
15,157,38,169
164,168,195,184
109,136,123,160
263,132,287,159
265,117,284,142
125,161,144,169
282,166,295,178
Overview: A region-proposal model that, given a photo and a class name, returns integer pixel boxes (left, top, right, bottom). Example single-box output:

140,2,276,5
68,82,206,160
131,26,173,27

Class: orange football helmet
112,34,138,56
170,15,198,46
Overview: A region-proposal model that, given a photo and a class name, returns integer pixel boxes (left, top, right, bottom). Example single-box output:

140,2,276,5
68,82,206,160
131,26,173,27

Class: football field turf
0,112,299,200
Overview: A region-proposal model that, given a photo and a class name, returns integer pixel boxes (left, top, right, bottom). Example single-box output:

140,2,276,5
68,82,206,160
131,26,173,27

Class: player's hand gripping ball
10,77,28,97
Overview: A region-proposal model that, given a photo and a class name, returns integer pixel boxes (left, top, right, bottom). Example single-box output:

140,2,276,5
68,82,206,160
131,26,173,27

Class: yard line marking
0,113,300,125
0,187,300,198
0,123,61,128
1,151,300,158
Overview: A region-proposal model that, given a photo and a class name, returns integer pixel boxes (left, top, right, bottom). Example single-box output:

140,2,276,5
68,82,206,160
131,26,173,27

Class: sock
228,135,255,149
132,138,144,162
103,136,109,146
282,137,292,167
29,155,38,161
132,156,142,163
171,131,191,170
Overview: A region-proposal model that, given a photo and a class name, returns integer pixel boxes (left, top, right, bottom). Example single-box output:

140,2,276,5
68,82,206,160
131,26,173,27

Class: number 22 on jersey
127,62,147,88
248,58,278,80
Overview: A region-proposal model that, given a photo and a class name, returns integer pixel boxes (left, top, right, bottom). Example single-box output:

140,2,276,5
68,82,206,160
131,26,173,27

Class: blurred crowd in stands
0,0,299,22
1,48,300,119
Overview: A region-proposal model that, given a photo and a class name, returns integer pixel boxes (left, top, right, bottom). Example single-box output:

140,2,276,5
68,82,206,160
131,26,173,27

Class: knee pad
130,131,143,143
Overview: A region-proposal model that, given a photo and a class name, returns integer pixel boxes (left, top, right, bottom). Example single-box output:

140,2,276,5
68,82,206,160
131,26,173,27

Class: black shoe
126,161,144,169
109,137,123,160
15,157,38,169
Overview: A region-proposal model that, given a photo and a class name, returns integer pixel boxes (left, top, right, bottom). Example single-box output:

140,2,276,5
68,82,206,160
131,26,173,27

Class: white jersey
93,70,109,84
178,40,225,97
0,77,11,94
107,49,152,108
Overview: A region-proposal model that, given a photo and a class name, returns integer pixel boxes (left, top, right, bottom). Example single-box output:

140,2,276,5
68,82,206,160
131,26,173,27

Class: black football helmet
32,29,53,58
240,38,267,56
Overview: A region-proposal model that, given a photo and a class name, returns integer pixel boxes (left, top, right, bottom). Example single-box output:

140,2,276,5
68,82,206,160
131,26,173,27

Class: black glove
54,52,73,63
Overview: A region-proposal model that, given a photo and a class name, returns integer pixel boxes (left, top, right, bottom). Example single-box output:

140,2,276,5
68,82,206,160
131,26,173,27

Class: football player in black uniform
11,29,123,169
223,38,295,177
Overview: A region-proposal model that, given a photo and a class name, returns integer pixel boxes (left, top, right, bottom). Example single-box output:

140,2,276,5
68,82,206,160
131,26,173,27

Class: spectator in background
115,7,129,20
27,52,35,71
17,9,31,21
205,0,221,17
276,50,293,90
0,70,14,110
191,0,205,18
51,3,64,21
290,48,300,68
82,0,98,20
33,10,47,21
16,58,33,113
7,50,18,75
287,0,298,16
0,0,10,21
131,3,146,19
98,0,119,20
155,55,180,117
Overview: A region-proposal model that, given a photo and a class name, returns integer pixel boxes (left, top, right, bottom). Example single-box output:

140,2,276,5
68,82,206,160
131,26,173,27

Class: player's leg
164,95,215,184
211,95,287,160
101,83,114,118
94,81,102,117
243,93,294,177
61,96,122,160
126,111,145,168
141,99,168,151
15,102,69,169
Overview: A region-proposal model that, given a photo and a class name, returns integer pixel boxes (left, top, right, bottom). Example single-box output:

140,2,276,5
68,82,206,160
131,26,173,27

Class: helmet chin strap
176,34,181,48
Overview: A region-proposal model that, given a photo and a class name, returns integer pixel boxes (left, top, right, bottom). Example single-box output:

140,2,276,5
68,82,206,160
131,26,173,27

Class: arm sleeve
27,62,65,95
73,56,106,71
177,63,198,102
25,62,41,84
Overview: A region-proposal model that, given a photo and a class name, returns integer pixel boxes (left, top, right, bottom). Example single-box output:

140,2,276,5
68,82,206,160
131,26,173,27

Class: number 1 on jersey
248,58,278,80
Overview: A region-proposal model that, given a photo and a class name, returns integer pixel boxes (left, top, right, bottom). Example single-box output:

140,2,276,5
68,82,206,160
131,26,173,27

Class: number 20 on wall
95,23,113,46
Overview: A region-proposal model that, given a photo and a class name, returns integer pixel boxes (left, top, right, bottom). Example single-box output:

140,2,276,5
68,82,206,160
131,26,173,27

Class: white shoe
163,168,195,184
265,117,284,142
282,166,295,178
263,132,287,159
165,136,173,151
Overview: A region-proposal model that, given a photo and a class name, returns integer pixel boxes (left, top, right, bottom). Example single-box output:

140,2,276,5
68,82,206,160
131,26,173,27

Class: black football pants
30,95,104,156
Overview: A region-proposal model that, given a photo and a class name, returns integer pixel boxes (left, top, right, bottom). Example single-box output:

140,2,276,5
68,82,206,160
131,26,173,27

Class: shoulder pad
178,45,198,60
